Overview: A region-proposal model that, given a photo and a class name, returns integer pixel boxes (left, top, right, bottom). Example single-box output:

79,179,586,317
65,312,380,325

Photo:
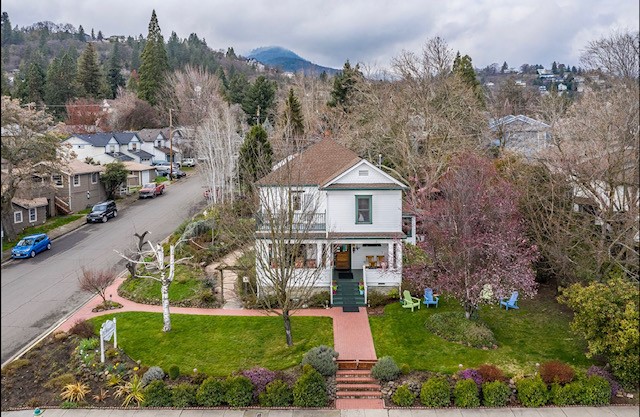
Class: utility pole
169,109,173,180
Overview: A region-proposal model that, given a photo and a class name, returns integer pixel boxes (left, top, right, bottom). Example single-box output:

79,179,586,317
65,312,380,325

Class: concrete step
336,376,378,384
336,383,382,390
336,390,383,398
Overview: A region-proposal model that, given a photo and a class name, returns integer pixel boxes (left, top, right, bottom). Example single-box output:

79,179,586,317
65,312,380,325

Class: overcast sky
2,0,638,71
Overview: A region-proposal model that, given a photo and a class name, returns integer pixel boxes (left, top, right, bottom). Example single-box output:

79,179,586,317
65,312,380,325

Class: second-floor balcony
256,211,326,232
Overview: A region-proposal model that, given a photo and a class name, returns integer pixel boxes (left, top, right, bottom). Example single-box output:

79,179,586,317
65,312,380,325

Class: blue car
11,233,51,259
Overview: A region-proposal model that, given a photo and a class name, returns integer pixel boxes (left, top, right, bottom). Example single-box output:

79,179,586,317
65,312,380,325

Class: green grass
369,291,592,376
2,214,82,251
89,312,333,375
155,176,169,183
118,264,204,304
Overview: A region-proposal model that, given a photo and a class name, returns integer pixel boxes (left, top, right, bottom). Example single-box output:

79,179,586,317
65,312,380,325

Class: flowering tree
406,152,538,318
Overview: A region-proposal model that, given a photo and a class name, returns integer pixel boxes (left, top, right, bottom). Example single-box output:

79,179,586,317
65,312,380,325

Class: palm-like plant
92,388,110,402
61,381,91,402
114,374,145,406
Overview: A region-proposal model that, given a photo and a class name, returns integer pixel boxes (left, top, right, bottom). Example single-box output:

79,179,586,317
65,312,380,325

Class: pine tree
453,52,483,104
282,88,304,144
97,30,103,41
17,61,46,105
328,60,362,111
226,71,248,105
107,42,125,98
551,61,558,74
91,28,95,40
76,42,104,98
501,61,508,73
166,31,181,69
45,53,76,119
242,75,276,125
77,25,86,41
138,9,168,105
238,125,273,193
1,12,13,46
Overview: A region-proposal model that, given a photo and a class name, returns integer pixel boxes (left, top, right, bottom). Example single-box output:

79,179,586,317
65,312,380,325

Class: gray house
10,197,48,234
52,159,107,214
489,115,552,157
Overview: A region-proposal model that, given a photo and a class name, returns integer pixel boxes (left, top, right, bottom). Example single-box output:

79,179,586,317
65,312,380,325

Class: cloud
2,0,638,70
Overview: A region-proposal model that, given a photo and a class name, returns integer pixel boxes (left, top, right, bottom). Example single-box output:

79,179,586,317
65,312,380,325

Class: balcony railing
256,211,326,231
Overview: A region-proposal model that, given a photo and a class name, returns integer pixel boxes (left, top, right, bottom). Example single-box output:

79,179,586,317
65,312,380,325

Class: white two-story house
255,138,412,307
137,128,183,165
62,133,154,165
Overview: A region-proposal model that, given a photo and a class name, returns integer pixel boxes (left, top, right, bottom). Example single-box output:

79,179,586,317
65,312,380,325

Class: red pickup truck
139,183,165,199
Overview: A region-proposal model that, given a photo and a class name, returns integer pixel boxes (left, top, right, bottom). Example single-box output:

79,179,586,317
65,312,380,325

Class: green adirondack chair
401,290,421,312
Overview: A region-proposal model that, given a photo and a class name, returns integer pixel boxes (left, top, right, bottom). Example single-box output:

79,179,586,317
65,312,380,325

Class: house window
14,211,23,223
52,174,63,187
358,169,369,176
91,172,98,184
157,140,162,147
73,175,80,186
291,191,303,211
402,216,413,237
29,208,37,222
131,143,137,151
109,145,116,153
355,195,372,224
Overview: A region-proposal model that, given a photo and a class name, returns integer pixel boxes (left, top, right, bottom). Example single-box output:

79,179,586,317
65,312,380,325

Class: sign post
99,318,117,363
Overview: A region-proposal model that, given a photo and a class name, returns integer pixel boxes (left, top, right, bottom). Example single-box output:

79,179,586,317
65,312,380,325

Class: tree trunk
1,198,18,241
464,302,477,320
161,281,171,332
282,309,293,346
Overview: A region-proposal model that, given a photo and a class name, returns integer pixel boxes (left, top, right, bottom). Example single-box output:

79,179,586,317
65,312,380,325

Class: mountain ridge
247,46,340,76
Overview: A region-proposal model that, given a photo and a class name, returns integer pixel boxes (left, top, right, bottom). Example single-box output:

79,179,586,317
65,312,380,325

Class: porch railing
362,265,368,306
256,212,326,231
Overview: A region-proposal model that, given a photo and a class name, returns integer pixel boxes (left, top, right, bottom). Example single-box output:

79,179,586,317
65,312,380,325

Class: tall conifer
138,10,168,105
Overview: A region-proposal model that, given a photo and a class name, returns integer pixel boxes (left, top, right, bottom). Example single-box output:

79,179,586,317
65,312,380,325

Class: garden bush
587,365,620,396
516,376,548,407
420,376,451,407
141,366,165,387
482,381,510,407
293,365,327,407
307,291,330,307
580,375,611,405
400,363,411,375
371,356,400,382
367,290,396,308
477,363,505,382
392,384,416,407
241,367,276,399
225,375,254,407
550,381,581,406
171,382,197,407
143,380,172,407
259,379,293,407
301,345,338,376
168,365,181,380
425,312,496,349
457,368,482,386
196,377,226,406
191,370,208,385
539,360,575,385
454,378,480,408
68,320,95,338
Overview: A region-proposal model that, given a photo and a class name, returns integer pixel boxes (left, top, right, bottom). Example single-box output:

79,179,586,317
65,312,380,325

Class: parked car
139,182,165,199
181,158,196,167
170,169,186,179
11,233,51,258
86,200,118,223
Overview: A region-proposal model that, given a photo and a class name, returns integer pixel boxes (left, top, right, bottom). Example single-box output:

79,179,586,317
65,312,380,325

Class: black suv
86,200,118,223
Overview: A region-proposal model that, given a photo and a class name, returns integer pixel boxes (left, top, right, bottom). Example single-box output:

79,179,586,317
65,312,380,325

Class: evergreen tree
328,60,362,111
551,61,558,74
107,42,125,98
1,12,13,46
1,71,9,96
571,65,578,73
319,71,328,82
76,42,104,98
226,47,236,58
242,75,276,125
97,30,103,41
77,25,86,41
226,71,248,105
44,53,76,119
91,28,95,40
238,124,273,193
17,61,46,105
282,88,304,142
130,38,142,70
216,67,229,93
166,31,182,69
452,52,483,104
501,61,508,73
138,10,168,105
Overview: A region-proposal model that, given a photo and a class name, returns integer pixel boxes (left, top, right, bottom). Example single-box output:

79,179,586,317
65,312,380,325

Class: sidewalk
2,406,639,416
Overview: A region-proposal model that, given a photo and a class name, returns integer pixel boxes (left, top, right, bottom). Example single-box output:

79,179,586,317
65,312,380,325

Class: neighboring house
489,114,552,158
122,161,157,193
50,159,107,214
62,132,153,165
137,128,183,164
10,197,48,234
255,138,413,306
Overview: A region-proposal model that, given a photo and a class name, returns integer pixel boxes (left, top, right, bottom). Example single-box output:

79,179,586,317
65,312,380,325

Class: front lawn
118,264,208,305
2,214,83,251
89,312,333,375
369,287,592,376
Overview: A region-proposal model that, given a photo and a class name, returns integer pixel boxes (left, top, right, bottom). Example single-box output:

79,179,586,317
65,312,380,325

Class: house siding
57,172,107,213
326,189,402,233
333,161,396,184
11,204,47,234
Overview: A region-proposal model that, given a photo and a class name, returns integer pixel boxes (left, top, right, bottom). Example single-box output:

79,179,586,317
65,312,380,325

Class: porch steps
332,280,366,307
335,360,383,405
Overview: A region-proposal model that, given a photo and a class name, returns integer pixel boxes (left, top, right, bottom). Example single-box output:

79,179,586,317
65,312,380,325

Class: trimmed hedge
516,376,548,407
371,356,401,382
196,377,226,406
259,379,293,407
293,365,327,407
143,380,172,407
171,382,197,407
225,375,254,407
420,376,451,407
482,380,511,407
454,378,480,408
392,384,416,407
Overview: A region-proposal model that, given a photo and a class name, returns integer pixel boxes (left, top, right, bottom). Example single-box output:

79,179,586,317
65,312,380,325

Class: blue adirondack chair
401,290,421,312
500,291,519,310
423,288,439,308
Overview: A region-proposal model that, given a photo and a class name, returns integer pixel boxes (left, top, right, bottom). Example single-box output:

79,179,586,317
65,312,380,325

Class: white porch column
396,243,402,271
388,243,394,270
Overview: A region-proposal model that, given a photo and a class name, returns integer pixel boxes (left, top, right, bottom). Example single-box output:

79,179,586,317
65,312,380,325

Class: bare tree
78,267,117,305
125,231,149,279
117,238,191,332
580,30,640,80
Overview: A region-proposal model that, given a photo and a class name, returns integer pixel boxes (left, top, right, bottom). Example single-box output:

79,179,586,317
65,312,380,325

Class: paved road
1,173,206,364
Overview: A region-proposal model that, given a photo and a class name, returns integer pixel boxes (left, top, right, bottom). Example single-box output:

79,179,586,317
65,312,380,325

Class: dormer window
109,145,116,153
131,143,137,151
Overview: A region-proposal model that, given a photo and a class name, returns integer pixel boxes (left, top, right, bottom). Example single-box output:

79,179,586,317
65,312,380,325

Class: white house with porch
255,138,413,307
